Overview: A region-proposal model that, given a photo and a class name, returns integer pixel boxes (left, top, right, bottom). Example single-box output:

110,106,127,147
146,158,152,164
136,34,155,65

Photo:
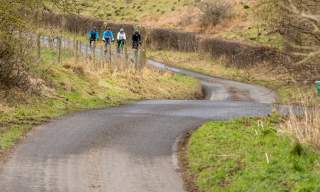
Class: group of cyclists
88,26,142,53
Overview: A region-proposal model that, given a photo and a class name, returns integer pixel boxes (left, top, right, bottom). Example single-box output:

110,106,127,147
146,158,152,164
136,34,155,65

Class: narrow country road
0,59,277,192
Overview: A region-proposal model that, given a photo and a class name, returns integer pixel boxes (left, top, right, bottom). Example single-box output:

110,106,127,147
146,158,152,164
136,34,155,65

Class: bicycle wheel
118,40,124,53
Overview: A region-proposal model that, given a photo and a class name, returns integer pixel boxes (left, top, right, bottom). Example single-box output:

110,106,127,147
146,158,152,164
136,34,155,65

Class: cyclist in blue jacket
103,27,114,53
88,27,99,48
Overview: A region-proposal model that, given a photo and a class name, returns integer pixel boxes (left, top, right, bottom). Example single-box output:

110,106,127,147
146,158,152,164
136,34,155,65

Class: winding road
0,58,277,191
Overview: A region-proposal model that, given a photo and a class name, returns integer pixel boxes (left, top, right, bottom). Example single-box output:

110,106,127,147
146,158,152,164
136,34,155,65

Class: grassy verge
148,50,319,104
0,49,201,158
184,117,320,192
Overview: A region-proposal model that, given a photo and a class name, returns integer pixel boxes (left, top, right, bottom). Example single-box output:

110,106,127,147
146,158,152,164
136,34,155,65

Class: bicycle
89,39,97,52
104,38,112,54
117,39,125,54
132,41,141,50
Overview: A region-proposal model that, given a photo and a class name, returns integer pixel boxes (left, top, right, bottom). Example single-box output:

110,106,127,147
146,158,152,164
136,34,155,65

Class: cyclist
103,27,114,53
117,28,126,53
88,27,99,48
132,29,142,50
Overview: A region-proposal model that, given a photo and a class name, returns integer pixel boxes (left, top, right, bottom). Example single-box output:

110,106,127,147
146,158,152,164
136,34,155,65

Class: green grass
0,48,200,154
187,117,320,192
0,125,32,150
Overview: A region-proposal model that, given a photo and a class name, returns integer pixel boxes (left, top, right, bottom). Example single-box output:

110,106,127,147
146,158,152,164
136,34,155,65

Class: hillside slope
77,0,281,47
80,0,193,23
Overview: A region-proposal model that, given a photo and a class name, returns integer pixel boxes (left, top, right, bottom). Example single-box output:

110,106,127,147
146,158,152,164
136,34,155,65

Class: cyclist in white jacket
117,28,126,52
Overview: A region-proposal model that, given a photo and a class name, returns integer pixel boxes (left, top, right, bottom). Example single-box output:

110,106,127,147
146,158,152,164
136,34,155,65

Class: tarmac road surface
0,60,276,192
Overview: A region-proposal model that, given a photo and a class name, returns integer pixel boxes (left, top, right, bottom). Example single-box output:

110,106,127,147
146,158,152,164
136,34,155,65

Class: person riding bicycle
88,27,99,48
103,27,114,45
132,29,142,50
117,28,126,52
103,27,114,53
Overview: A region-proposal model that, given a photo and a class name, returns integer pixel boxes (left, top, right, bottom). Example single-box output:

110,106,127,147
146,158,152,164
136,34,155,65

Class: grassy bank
184,117,320,192
149,50,319,104
0,49,201,158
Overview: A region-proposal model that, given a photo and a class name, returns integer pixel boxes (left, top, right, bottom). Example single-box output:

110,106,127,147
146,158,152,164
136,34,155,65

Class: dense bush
0,2,32,89
0,36,31,89
198,0,233,29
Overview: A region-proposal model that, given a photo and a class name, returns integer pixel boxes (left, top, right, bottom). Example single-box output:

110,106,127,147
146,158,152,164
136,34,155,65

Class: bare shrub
199,37,290,68
281,95,320,149
147,29,198,51
198,0,233,29
0,37,31,89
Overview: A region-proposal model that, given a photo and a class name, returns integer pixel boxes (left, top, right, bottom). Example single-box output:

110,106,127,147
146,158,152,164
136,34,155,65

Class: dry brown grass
0,102,12,113
281,94,320,149
60,52,201,100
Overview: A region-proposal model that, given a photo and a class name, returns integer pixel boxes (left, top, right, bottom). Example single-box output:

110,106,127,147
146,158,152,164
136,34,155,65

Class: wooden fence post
139,49,146,72
57,36,62,64
124,45,128,62
37,33,41,59
100,45,104,69
85,42,89,58
93,43,96,64
134,49,139,71
75,40,79,64
109,44,112,66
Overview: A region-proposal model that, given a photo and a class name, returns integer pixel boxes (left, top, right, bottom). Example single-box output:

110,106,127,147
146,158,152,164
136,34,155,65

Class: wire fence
34,34,146,73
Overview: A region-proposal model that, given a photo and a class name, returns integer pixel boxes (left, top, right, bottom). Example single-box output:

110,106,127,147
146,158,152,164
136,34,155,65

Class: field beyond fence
40,13,290,67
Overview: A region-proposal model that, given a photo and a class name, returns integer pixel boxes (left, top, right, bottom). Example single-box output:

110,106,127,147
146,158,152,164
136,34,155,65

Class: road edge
173,131,200,192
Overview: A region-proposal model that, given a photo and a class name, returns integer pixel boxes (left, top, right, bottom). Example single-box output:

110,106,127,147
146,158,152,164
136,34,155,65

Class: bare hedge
39,12,293,75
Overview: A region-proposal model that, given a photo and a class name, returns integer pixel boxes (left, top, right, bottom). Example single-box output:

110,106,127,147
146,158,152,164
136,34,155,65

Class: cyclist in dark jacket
132,30,142,50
